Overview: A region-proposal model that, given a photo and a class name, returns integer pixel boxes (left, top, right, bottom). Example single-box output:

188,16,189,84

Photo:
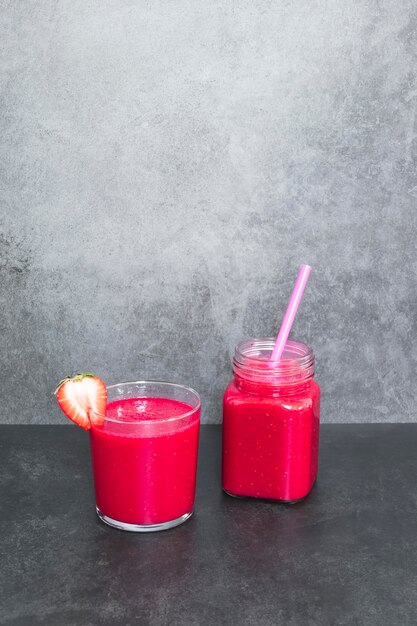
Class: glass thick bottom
96,507,193,532
223,481,316,504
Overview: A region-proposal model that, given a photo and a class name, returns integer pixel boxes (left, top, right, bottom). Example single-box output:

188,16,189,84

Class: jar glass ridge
232,338,315,395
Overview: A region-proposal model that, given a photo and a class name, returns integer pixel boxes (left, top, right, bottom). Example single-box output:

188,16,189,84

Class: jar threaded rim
233,338,314,386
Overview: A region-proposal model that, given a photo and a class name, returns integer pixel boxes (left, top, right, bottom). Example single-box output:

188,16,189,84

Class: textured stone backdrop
1,1,417,424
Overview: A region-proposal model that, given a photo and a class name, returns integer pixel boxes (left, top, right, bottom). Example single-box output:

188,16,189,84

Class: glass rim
90,380,201,425
234,338,313,366
232,337,315,385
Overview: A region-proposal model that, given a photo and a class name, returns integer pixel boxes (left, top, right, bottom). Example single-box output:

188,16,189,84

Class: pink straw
270,264,312,362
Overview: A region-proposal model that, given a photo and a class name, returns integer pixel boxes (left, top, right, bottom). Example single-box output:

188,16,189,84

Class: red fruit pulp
222,377,320,501
89,397,200,525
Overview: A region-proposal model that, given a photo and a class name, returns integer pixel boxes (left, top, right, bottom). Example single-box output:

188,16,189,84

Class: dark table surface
1,424,417,626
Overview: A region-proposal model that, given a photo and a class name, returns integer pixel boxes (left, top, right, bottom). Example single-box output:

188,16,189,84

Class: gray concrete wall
1,1,416,424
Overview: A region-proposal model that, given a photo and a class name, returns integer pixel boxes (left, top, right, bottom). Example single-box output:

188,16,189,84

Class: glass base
223,486,314,504
96,507,193,532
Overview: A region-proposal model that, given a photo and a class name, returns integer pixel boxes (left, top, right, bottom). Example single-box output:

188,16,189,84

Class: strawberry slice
55,373,107,430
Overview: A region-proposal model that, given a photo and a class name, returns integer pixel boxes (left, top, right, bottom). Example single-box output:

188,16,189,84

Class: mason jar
222,338,320,502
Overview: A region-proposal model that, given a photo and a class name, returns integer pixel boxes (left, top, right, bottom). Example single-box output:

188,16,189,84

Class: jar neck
232,338,315,396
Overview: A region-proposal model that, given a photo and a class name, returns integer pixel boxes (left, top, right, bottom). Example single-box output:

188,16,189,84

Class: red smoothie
222,339,320,502
89,397,200,526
